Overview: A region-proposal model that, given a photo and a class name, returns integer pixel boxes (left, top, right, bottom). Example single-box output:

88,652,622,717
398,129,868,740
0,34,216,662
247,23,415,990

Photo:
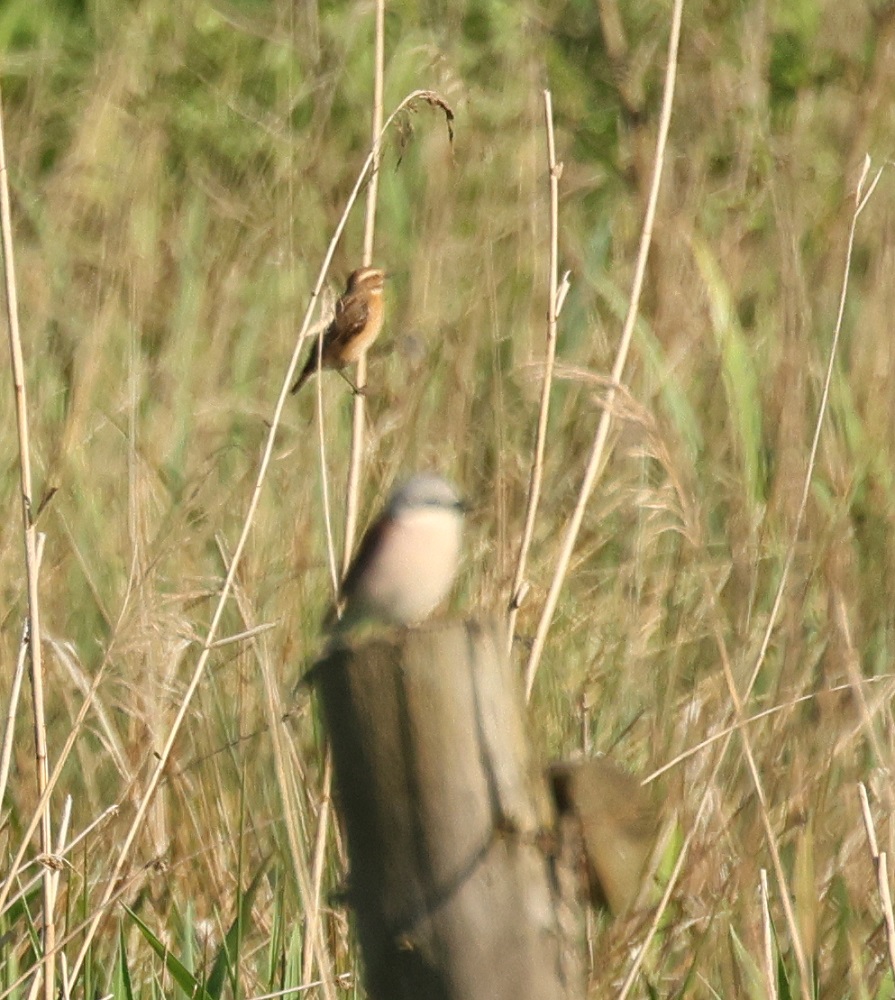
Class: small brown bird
291,266,386,395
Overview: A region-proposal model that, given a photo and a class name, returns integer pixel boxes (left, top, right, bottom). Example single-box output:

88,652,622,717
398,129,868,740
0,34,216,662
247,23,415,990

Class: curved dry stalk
523,0,682,699
506,90,570,654
642,675,893,784
211,531,335,997
740,156,884,704
66,85,454,986
0,85,55,1000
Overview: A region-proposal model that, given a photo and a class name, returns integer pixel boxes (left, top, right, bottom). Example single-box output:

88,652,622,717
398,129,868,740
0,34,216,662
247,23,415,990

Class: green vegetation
1,0,894,995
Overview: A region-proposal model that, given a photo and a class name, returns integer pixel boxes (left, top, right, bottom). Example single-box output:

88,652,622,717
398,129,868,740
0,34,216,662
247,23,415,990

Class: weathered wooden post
312,617,583,1000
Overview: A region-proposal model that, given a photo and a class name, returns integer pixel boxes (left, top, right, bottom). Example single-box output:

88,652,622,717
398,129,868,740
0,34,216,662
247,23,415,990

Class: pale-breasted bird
329,473,465,633
291,266,386,395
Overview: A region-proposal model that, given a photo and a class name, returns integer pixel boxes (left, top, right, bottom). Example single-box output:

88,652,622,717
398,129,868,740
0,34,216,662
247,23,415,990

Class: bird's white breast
355,505,462,625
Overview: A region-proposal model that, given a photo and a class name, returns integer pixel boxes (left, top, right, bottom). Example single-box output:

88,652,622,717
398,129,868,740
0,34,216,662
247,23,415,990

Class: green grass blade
125,905,213,1000
206,858,270,999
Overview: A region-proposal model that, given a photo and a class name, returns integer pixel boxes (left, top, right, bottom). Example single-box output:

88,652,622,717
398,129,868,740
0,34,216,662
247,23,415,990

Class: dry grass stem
0,533,45,811
618,151,885,1000
711,613,812,996
760,869,778,1000
506,89,567,654
0,86,55,1000
315,364,340,601
741,156,885,704
217,536,337,998
207,621,278,649
65,88,455,982
696,156,885,1000
0,673,105,921
878,853,895,984
307,747,335,980
0,543,143,918
1,4,891,990
859,782,880,856
524,0,683,699
858,783,895,983
643,676,892,784
341,0,387,584
654,158,889,1000
637,571,812,997
308,6,384,981
246,972,355,999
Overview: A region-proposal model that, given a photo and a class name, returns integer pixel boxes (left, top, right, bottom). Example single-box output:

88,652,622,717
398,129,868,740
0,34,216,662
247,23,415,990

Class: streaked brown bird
290,266,386,395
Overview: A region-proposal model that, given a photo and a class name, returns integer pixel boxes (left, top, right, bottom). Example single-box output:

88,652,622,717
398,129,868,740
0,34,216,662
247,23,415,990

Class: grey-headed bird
330,473,465,633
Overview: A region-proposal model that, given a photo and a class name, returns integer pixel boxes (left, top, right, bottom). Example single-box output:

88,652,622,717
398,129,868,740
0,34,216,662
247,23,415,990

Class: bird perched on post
329,473,465,634
291,266,386,395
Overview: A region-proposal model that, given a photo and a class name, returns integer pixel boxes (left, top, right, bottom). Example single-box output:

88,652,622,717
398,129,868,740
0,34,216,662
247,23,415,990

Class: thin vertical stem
506,90,568,653
524,0,684,699
760,870,778,1000
859,783,895,984
0,85,55,1000
739,156,884,704
0,534,45,811
362,0,385,272
342,0,386,580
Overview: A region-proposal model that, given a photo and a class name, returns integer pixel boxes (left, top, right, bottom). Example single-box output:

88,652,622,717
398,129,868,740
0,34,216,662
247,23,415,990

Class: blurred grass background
1,0,894,995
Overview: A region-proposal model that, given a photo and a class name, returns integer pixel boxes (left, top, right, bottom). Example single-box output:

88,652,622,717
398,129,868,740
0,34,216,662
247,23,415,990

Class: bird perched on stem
291,266,386,395
329,473,465,635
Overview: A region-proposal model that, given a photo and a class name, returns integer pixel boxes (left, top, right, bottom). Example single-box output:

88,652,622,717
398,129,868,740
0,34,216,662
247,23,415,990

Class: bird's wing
339,510,390,606
330,293,370,350
323,509,400,632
